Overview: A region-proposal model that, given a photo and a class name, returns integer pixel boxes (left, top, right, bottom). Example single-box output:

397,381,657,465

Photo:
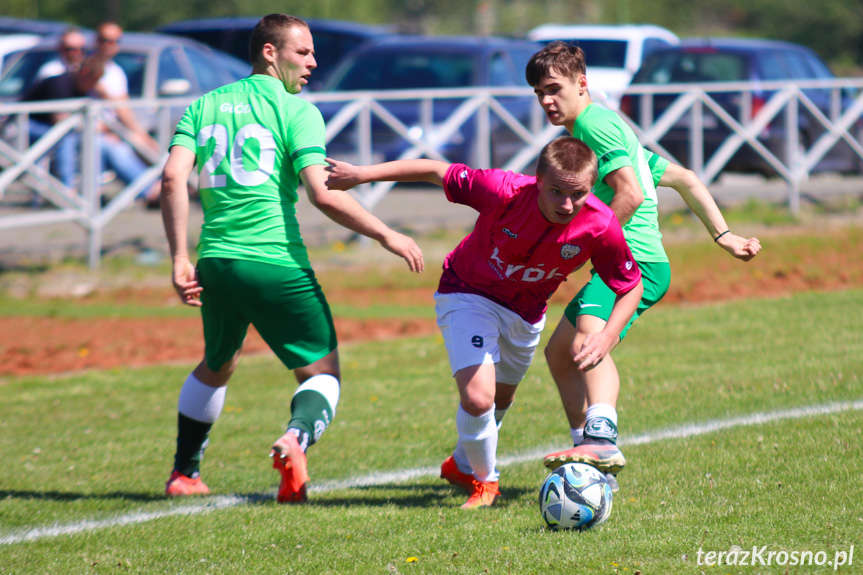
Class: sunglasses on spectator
62,46,84,52
98,36,120,44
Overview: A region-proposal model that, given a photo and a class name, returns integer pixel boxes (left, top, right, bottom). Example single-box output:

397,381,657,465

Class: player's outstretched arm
572,280,643,371
302,164,424,273
325,158,450,190
161,145,203,306
659,163,761,261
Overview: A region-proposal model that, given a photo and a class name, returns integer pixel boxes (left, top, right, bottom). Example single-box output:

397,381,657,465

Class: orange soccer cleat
461,479,501,509
270,432,309,504
165,471,210,497
440,455,475,494
543,442,626,474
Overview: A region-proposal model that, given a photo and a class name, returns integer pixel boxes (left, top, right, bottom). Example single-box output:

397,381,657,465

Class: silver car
0,31,249,129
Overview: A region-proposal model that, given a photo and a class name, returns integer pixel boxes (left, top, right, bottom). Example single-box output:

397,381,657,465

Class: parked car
527,24,679,109
0,34,40,73
156,17,390,90
318,35,541,168
620,37,862,175
0,32,249,130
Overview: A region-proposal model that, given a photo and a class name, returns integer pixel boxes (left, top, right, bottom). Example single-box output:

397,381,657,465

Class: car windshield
633,51,748,84
326,51,476,90
0,49,150,98
543,39,627,69
0,50,53,97
114,52,148,98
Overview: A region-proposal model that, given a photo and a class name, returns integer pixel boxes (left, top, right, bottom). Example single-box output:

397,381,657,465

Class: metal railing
3,78,863,268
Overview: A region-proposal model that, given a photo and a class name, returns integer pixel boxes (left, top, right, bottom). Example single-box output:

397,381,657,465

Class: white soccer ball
538,462,613,530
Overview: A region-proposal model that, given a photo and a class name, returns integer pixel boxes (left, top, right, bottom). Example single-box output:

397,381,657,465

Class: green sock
173,413,213,478
288,389,335,452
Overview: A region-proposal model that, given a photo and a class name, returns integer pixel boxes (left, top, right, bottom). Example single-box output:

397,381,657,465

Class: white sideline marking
2,399,861,546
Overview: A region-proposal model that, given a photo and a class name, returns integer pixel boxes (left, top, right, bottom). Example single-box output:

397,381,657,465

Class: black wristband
714,230,730,242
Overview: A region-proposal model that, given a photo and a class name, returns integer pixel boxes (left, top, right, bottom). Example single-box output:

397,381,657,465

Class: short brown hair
525,41,587,88
249,14,309,67
536,136,598,185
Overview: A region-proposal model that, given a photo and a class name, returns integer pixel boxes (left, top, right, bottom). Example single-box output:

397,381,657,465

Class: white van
528,24,679,109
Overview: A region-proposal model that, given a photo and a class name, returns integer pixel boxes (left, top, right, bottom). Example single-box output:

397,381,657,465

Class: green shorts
197,258,337,371
564,260,671,340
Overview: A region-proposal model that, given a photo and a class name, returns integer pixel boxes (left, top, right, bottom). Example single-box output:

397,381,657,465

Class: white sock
456,405,499,482
177,373,226,423
494,404,511,430
452,403,508,474
571,427,584,446
586,403,618,426
453,441,472,475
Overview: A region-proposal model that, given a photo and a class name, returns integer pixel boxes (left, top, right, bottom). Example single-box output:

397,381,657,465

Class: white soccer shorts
434,292,545,384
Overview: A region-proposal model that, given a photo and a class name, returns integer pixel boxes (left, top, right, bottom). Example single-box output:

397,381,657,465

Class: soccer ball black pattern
538,462,613,530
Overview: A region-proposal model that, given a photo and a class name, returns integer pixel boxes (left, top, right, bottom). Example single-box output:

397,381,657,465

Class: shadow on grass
0,490,168,503
299,483,535,509
0,484,535,510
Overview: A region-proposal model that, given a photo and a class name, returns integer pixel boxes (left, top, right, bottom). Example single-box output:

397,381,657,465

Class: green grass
1,290,862,573
659,198,803,232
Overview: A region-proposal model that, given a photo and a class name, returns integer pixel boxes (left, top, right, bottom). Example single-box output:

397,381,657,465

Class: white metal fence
3,78,863,268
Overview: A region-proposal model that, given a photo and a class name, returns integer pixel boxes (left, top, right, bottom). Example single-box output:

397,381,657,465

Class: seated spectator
86,22,161,207
21,71,88,191
34,27,86,82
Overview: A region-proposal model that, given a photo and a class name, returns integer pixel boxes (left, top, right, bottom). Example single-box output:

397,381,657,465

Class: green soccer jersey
171,74,328,268
572,103,668,263
644,149,669,188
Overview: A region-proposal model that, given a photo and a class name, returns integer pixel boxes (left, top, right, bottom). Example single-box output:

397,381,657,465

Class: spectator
21,71,90,192
34,27,86,81
85,22,161,207
22,28,88,195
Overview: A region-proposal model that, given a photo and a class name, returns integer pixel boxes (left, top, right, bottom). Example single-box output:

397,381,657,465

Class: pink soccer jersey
439,164,641,324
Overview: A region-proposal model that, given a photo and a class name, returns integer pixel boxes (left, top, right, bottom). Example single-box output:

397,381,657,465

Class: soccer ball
538,463,613,530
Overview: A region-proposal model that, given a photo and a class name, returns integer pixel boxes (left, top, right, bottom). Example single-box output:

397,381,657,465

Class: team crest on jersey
561,244,581,259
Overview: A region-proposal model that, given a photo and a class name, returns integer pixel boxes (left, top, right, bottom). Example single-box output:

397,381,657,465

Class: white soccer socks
178,373,227,423
455,405,499,483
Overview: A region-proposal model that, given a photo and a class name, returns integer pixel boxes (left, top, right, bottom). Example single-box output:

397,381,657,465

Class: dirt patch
2,225,862,377
0,316,439,377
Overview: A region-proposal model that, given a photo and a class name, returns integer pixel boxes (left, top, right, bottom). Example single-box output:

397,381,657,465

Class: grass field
1,277,862,573
2,212,863,574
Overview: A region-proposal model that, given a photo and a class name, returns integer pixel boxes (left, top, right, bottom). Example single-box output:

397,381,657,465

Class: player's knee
461,391,495,415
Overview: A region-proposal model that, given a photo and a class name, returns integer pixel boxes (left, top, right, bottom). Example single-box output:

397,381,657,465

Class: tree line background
2,0,862,75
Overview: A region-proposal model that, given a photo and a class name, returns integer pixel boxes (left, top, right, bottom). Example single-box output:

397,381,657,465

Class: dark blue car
317,35,542,169
156,17,390,90
620,38,862,175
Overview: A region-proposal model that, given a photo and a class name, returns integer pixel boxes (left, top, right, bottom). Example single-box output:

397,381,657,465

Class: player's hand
717,233,762,262
379,230,424,273
325,157,361,191
572,331,617,371
172,257,203,306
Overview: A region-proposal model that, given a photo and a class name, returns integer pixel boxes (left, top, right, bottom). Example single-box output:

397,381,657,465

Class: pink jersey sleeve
443,164,518,214
591,214,642,295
